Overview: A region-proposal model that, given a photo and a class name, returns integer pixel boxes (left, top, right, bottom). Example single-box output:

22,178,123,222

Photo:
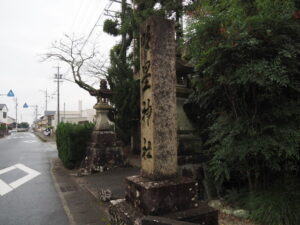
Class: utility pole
15,97,18,131
63,102,66,122
54,66,62,125
45,89,48,112
35,105,38,121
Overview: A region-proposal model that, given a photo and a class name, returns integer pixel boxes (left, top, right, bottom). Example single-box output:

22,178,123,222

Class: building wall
51,109,96,126
7,117,15,125
0,106,8,124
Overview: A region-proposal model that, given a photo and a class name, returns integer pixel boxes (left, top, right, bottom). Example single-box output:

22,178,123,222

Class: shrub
225,181,300,225
184,1,300,224
0,123,6,131
185,0,300,192
56,122,94,169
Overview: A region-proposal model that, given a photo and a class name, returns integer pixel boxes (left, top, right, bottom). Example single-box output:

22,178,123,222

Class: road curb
50,159,76,225
50,158,110,225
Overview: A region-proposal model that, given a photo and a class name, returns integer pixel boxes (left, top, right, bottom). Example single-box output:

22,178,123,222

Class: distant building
38,109,95,129
34,101,96,130
0,104,8,124
7,116,16,125
52,101,95,126
53,108,96,125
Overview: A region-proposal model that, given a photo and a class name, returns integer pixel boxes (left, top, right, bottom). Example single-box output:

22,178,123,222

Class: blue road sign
23,103,29,108
7,90,14,97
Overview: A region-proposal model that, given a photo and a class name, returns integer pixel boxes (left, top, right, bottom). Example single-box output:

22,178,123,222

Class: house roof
44,110,56,116
0,104,7,110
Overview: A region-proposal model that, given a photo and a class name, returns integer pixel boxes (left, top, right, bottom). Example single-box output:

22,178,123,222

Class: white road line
0,164,41,196
15,164,40,175
0,166,16,175
23,140,37,143
0,179,13,196
9,164,40,189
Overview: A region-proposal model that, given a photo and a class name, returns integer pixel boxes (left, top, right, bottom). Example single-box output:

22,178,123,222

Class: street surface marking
9,164,40,188
0,166,15,175
0,164,41,196
6,135,34,140
23,140,37,143
0,179,13,196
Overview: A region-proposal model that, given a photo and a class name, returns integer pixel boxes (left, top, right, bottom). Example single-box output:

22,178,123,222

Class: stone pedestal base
82,130,124,174
109,199,218,225
109,175,218,225
125,175,198,215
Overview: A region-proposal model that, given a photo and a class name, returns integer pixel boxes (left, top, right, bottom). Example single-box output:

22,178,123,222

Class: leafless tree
43,34,107,93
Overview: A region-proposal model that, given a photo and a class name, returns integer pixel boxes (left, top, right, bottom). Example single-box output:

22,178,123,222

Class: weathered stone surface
83,130,124,173
81,80,124,174
140,16,177,180
93,103,114,131
177,96,194,132
142,216,198,225
109,200,218,225
125,175,197,215
208,200,223,209
109,199,143,225
233,209,249,219
164,203,218,225
108,16,219,225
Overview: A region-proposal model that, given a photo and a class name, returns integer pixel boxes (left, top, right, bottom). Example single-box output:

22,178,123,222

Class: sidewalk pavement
51,159,139,225
34,130,56,143
51,158,109,225
38,132,254,225
33,131,137,225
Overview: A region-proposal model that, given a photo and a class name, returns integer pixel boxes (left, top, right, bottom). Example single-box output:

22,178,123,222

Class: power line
70,0,85,31
79,0,101,35
80,1,113,52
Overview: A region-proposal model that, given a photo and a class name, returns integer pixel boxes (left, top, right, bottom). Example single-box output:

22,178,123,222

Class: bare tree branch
43,34,107,94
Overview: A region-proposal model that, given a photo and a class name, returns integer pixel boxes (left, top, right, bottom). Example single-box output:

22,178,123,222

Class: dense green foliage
0,123,6,137
103,19,119,36
103,0,140,145
106,50,140,145
226,182,300,225
185,0,300,224
102,0,186,145
0,123,6,131
56,122,94,169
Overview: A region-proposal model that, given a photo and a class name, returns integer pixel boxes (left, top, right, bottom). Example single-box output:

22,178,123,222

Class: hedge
56,122,94,169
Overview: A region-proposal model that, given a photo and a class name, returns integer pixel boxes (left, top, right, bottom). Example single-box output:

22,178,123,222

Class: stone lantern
80,79,124,175
91,79,114,131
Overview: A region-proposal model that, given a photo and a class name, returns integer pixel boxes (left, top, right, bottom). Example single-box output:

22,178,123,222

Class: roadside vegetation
56,122,94,169
184,1,300,224
49,0,300,224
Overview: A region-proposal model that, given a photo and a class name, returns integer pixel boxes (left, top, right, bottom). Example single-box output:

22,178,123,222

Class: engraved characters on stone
141,98,152,126
142,138,152,160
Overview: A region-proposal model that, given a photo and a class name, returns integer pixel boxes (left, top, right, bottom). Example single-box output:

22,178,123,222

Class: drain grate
60,184,79,192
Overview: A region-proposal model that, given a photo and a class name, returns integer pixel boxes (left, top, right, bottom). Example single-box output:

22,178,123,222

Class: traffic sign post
23,103,38,121
0,90,18,131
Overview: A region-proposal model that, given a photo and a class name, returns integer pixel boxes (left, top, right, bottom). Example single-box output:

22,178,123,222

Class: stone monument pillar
139,16,177,180
109,17,218,225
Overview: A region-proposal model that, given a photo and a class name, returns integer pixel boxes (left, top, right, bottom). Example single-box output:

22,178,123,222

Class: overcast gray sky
0,0,119,124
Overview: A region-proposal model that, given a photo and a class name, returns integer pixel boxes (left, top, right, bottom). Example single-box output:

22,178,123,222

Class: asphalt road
0,132,69,225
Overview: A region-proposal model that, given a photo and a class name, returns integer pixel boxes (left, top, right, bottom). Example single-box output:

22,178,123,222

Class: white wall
52,109,96,126
0,106,8,124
